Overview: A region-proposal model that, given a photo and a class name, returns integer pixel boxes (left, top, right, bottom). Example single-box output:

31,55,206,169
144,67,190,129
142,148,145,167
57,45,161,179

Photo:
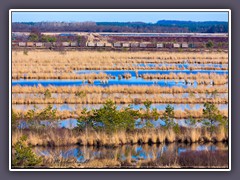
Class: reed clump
12,127,228,147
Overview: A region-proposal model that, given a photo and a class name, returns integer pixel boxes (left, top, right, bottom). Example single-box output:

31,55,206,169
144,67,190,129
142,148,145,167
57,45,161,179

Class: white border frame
9,9,231,171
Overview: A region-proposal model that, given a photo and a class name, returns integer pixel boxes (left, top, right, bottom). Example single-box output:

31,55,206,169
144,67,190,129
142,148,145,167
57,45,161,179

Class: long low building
130,42,139,48
35,42,43,47
62,42,70,47
113,42,122,47
18,42,26,47
156,43,164,48
87,42,96,47
181,43,188,48
96,42,104,47
173,43,181,48
70,42,78,47
26,42,34,47
104,43,112,47
122,43,130,47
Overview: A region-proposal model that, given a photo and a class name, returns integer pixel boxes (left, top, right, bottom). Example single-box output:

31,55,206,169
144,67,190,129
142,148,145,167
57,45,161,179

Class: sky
12,11,228,23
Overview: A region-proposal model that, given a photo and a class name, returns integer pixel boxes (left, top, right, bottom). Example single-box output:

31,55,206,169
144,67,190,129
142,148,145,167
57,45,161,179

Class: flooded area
12,69,228,87
12,78,228,87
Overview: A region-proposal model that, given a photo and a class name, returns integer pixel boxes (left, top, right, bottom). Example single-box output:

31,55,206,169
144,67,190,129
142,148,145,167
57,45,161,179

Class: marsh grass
12,50,228,65
11,49,229,169
12,127,228,147
12,50,228,79
11,95,228,104
12,85,228,94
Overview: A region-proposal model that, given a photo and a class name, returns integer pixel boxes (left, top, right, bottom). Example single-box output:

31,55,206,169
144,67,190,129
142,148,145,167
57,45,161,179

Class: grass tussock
12,127,228,147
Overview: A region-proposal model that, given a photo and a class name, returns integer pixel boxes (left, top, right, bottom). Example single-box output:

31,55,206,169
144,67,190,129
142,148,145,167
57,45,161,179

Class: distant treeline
12,20,228,33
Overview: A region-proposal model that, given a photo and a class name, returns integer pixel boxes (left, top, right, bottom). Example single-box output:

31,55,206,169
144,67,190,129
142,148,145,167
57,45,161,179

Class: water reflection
33,143,228,163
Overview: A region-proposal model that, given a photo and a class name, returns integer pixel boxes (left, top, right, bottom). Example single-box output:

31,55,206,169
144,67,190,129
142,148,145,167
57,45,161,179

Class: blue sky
12,11,228,23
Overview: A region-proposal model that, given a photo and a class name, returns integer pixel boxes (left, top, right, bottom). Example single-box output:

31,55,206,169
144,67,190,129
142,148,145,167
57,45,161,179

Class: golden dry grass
12,85,228,94
12,50,228,64
11,94,228,104
141,72,228,80
12,50,228,79
12,127,228,147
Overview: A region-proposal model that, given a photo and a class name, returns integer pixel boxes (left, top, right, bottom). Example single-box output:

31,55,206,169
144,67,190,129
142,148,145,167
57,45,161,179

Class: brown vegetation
12,95,228,104
12,85,228,94
12,50,228,65
138,150,228,168
12,50,228,79
12,127,228,147
141,73,228,80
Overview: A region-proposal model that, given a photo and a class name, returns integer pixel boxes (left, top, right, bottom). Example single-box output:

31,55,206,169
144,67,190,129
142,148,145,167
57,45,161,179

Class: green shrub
202,102,225,134
41,35,57,42
28,33,39,42
12,110,19,130
206,40,214,48
23,49,28,55
75,91,86,97
141,100,159,128
162,104,175,129
77,100,138,133
173,123,180,134
37,105,57,120
12,135,42,167
44,89,51,99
